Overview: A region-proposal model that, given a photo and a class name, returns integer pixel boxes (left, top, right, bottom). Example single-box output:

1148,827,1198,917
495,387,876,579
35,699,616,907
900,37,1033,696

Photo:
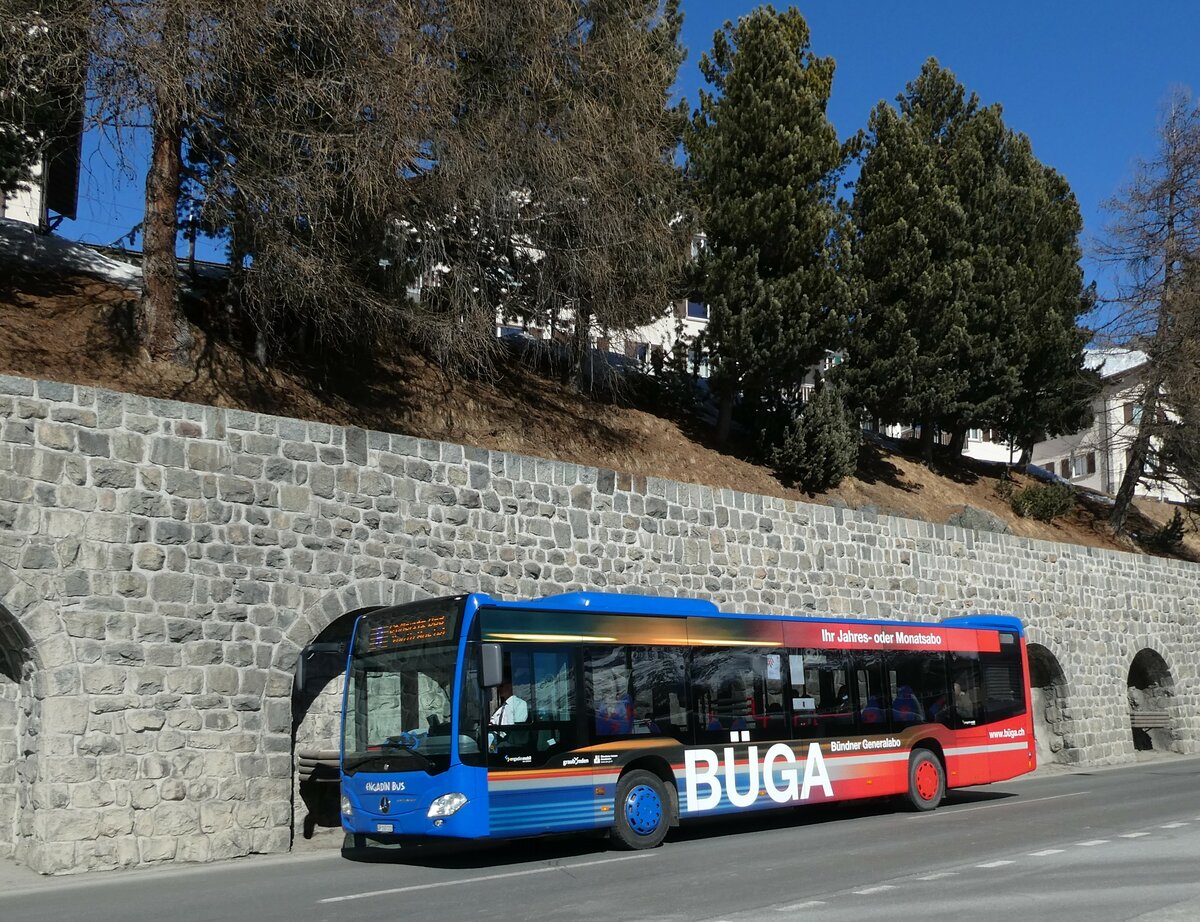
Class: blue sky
62,1,1199,283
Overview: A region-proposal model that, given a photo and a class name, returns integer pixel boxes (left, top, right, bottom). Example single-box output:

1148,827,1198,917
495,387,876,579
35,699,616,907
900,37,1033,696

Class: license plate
376,823,393,833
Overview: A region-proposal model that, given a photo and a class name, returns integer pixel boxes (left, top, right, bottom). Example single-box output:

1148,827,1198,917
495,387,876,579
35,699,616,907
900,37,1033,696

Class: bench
297,749,341,836
1130,709,1170,730
297,748,340,782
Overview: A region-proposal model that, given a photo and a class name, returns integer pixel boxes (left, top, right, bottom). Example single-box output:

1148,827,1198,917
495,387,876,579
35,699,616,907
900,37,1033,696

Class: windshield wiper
342,733,430,772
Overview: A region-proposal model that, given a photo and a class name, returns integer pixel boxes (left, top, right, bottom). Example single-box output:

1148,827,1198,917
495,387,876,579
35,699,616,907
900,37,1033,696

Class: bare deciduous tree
1096,87,1200,534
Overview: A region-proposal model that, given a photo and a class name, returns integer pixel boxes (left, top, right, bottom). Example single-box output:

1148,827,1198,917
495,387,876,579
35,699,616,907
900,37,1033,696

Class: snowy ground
0,218,142,287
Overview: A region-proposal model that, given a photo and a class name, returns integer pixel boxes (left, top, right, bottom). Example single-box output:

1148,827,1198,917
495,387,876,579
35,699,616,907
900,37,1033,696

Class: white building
1030,349,1190,503
0,138,81,231
497,233,715,377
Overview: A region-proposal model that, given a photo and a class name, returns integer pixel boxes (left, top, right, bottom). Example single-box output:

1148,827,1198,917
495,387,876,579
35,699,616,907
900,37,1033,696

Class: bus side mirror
480,643,504,688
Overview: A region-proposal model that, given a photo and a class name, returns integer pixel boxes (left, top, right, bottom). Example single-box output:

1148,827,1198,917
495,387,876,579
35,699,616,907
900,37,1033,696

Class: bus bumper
341,763,489,839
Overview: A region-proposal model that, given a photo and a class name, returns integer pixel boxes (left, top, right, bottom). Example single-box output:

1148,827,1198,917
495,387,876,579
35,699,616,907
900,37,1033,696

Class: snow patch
0,218,143,286
1085,348,1148,379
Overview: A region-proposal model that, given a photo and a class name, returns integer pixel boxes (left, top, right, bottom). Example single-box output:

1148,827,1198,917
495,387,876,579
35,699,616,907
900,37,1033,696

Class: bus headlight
340,793,354,817
427,793,468,818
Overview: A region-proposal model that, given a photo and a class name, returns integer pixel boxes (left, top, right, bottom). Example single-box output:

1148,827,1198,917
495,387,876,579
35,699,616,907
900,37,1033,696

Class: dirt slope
0,263,1194,562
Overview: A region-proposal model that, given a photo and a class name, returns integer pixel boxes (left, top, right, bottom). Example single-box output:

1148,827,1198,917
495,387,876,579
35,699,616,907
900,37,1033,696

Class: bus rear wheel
904,748,945,812
611,770,670,850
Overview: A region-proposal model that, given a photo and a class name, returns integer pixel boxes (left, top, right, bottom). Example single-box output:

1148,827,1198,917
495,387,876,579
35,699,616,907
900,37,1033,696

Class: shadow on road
340,790,1019,869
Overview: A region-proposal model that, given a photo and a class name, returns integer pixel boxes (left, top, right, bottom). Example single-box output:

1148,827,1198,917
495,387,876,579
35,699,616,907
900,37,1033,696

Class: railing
1130,709,1170,730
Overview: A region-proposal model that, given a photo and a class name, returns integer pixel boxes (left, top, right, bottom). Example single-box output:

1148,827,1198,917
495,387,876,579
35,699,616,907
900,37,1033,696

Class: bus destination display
367,614,449,651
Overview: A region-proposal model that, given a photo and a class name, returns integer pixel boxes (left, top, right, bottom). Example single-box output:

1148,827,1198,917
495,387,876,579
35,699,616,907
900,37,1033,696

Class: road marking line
318,854,649,903
775,901,827,912
929,791,1088,817
976,860,1015,868
1077,840,1109,846
1119,832,1151,838
1160,822,1188,828
853,885,896,895
915,872,958,881
1029,849,1065,857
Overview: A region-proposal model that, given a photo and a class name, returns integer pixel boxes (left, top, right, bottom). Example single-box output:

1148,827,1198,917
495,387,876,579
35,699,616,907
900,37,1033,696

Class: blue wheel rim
624,784,663,836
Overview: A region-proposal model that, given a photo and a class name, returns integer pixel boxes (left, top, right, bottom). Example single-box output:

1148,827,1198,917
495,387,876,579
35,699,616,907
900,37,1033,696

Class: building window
686,300,709,320
1071,454,1094,479
1124,402,1143,425
1059,458,1070,479
967,428,983,442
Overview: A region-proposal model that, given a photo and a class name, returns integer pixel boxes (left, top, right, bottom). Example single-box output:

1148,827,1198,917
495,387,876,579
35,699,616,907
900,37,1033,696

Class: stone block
91,460,137,489
43,697,91,735
139,837,178,862
128,710,167,732
187,442,230,473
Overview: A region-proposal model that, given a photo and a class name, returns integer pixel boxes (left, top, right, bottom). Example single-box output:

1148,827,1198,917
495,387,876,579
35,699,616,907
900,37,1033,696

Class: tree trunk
571,302,591,392
715,386,734,445
919,417,936,464
1018,443,1033,466
947,425,967,456
139,97,185,362
1110,381,1160,536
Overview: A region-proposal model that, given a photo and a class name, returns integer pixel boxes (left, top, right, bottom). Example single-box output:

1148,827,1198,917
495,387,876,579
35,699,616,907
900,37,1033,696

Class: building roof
1084,348,1149,379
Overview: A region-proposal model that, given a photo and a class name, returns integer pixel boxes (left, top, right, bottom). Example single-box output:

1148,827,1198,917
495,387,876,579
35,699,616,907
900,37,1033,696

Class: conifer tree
772,379,859,493
847,60,976,461
848,59,1095,462
685,6,851,445
997,163,1099,459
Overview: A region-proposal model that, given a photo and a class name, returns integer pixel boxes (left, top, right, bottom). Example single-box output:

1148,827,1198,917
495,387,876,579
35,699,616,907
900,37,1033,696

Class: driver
490,672,529,726
488,671,529,751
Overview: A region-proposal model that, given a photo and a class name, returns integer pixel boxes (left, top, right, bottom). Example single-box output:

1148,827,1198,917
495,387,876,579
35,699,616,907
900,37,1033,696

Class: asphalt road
8,756,1200,922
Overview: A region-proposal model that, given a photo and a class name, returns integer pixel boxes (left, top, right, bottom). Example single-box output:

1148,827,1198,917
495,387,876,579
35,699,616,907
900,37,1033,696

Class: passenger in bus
595,692,633,735
717,676,752,732
891,685,924,724
860,695,885,725
953,681,974,715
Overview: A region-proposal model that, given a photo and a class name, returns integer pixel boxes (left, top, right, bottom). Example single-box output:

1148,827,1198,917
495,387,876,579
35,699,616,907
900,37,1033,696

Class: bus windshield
343,642,458,775
341,597,470,775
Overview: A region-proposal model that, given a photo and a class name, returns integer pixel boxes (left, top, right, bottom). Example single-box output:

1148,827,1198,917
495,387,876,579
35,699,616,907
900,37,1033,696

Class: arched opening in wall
1127,649,1177,753
1026,643,1076,765
0,609,35,863
291,608,377,849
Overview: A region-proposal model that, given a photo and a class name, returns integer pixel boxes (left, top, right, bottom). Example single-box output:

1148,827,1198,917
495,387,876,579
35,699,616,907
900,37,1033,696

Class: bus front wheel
611,770,670,850
904,748,945,812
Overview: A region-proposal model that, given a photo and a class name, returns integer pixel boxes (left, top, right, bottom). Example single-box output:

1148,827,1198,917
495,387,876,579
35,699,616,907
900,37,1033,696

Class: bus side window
852,651,890,732
980,634,1026,722
630,646,688,742
458,642,485,767
791,649,852,739
690,648,779,744
587,646,633,737
887,650,948,727
489,648,579,765
949,653,984,727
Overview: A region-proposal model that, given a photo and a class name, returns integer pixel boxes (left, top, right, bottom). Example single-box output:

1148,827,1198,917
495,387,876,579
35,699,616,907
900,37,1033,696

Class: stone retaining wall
0,373,1197,873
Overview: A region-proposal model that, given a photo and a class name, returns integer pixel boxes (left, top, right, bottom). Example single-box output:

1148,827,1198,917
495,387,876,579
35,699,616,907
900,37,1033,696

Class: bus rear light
428,792,468,818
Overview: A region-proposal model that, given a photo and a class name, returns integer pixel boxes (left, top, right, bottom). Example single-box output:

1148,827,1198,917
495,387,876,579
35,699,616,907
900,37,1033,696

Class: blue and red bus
339,592,1035,849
